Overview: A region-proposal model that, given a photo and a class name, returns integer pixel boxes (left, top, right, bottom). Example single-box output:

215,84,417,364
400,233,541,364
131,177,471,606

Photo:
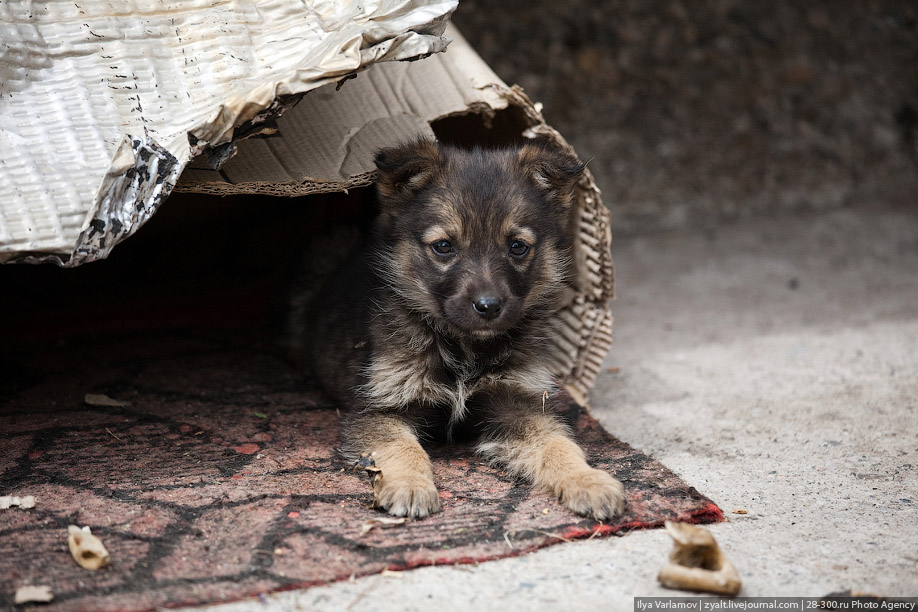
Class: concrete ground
177,201,918,611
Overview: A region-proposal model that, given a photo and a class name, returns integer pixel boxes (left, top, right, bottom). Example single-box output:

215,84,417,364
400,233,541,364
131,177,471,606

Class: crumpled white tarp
0,0,456,265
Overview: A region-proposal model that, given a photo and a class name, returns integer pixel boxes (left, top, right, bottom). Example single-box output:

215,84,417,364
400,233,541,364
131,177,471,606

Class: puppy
299,139,625,520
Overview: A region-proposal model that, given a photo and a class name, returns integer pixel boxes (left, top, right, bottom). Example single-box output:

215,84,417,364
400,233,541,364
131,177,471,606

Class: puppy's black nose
472,296,502,319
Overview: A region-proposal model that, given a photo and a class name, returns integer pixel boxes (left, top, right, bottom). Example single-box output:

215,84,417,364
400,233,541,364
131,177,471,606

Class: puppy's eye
509,240,531,258
430,239,455,256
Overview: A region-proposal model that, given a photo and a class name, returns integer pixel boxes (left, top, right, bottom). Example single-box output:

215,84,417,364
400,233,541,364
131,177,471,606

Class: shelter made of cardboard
0,2,614,403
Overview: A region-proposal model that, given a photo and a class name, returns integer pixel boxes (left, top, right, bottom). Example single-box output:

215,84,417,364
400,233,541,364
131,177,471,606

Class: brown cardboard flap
176,26,509,196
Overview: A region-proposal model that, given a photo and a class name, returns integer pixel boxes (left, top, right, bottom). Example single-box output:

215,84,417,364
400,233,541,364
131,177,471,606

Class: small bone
0,495,36,509
68,525,111,570
14,585,54,604
657,521,741,596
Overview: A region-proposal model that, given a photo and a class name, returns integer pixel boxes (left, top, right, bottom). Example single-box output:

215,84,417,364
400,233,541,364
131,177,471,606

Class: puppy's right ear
518,142,585,209
374,140,442,203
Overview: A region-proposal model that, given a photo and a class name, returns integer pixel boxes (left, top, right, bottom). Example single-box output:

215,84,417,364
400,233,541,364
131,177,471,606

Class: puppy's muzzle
472,295,502,320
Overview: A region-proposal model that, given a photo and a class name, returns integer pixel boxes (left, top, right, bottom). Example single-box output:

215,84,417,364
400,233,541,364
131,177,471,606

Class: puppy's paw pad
559,468,625,521
374,473,441,518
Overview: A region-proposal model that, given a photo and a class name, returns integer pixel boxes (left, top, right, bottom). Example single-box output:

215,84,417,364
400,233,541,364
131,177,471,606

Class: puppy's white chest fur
360,336,556,427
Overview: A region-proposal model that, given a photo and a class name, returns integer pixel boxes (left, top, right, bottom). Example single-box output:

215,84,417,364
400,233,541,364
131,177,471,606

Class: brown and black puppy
301,139,625,520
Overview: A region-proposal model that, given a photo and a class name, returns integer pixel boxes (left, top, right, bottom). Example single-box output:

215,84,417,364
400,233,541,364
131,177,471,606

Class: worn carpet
1,330,722,611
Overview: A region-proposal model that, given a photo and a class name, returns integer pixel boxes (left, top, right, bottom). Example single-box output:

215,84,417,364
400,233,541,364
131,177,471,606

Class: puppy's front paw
373,470,441,518
558,468,625,521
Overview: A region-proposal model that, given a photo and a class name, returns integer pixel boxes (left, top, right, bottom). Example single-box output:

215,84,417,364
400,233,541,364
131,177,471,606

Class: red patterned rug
1,330,722,611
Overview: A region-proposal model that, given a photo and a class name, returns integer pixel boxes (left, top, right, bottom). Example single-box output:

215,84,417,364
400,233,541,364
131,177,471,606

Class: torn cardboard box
176,25,615,404
0,0,457,266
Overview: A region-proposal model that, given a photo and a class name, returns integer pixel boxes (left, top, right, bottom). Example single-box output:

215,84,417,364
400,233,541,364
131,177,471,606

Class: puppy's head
374,139,583,338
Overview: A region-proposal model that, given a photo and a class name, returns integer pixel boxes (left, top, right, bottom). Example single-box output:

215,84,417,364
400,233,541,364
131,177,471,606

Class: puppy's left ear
518,143,585,208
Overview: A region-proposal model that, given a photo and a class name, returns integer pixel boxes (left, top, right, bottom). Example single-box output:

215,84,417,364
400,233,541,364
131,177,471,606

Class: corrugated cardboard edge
522,105,614,407
176,27,615,405
491,86,614,406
